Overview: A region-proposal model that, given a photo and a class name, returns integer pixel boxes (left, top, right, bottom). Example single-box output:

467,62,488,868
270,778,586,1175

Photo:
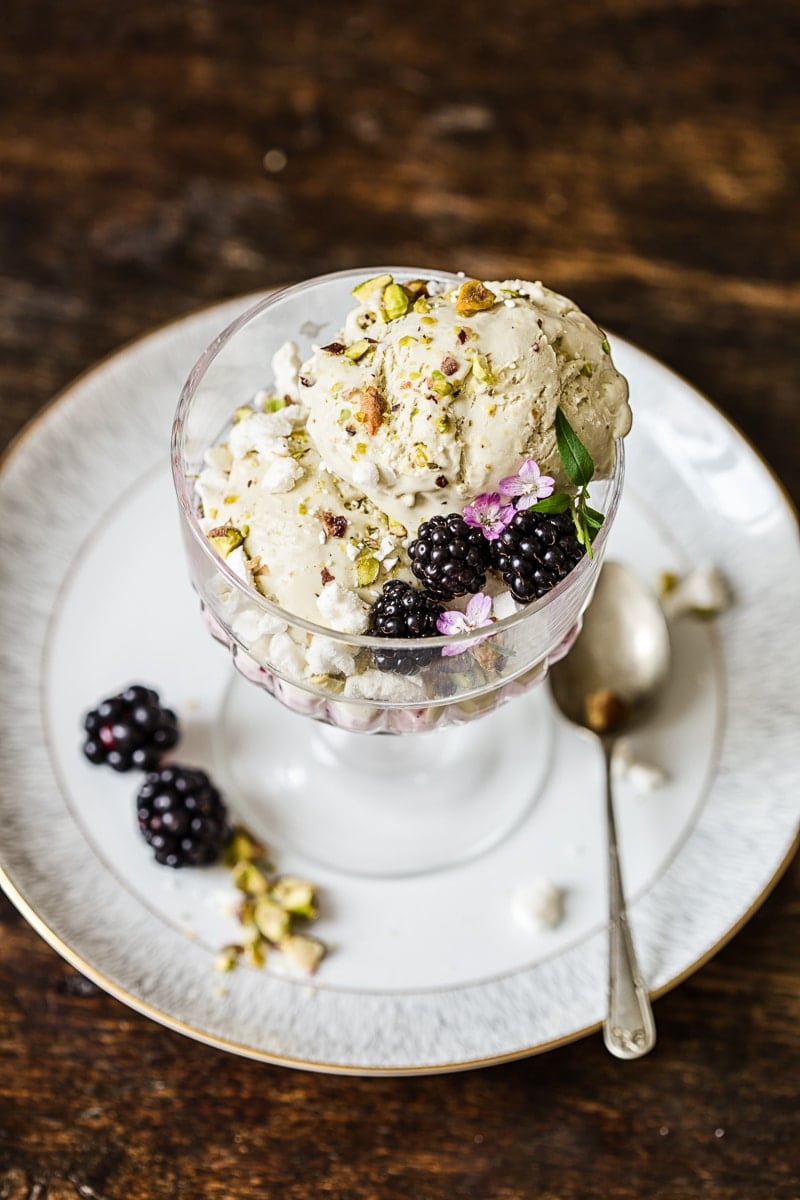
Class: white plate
1,295,798,1075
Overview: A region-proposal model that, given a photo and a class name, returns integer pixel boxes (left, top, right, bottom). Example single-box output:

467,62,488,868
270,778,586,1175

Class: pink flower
462,492,515,541
498,458,556,510
437,593,494,657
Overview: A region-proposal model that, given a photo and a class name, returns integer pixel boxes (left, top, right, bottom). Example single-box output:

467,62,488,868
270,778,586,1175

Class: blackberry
368,580,443,674
136,766,229,867
83,685,179,773
408,513,490,600
489,509,585,603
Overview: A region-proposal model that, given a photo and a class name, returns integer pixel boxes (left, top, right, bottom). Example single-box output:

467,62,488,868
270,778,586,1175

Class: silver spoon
549,561,670,1059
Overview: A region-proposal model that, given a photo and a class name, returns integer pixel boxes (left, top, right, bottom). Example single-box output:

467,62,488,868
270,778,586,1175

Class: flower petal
441,641,469,657
518,458,541,483
436,611,469,637
466,592,493,626
498,474,525,497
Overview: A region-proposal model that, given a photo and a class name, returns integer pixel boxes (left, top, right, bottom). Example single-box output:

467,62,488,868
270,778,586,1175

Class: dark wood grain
1,1,799,1197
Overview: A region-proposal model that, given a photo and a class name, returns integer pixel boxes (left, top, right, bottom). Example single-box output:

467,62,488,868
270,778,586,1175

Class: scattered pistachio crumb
430,370,453,397
383,282,410,320
207,525,245,558
355,553,380,586
471,352,495,386
455,279,496,316
345,339,372,362
217,826,326,976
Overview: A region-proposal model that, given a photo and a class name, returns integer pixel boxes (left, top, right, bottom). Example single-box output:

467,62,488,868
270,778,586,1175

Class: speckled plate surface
1,294,798,1074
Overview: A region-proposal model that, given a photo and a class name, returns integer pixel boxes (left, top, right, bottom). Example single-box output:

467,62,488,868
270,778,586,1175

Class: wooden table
2,2,798,1196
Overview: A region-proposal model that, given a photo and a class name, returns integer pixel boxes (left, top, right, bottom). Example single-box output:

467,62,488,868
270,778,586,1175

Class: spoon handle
602,740,657,1060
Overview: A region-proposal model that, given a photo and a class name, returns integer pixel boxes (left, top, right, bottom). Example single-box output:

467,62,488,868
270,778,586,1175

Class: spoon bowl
549,561,671,735
549,560,671,1059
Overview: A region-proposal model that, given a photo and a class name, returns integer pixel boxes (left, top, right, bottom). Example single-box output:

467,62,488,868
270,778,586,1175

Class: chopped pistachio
223,827,267,867
388,519,408,537
262,396,286,413
398,335,418,348
233,406,254,423
455,280,496,316
584,687,629,733
420,316,436,327
355,553,380,586
207,525,245,558
280,934,325,975
434,415,451,434
659,571,681,597
338,408,352,423
352,272,393,303
254,896,291,943
214,945,241,973
402,279,428,299
345,338,372,362
580,361,593,377
355,442,367,456
471,352,495,386
414,443,429,467
309,673,345,694
383,282,410,321
271,877,318,919
413,295,431,314
237,919,262,947
430,370,453,397
330,381,342,394
231,859,270,895
243,940,267,969
601,338,611,355
297,502,307,516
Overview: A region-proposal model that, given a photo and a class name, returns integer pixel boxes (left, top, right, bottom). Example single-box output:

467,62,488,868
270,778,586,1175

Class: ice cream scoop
302,275,631,527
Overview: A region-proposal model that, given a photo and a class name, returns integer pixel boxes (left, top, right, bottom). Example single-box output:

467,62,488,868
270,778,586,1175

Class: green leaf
582,503,605,529
530,492,571,514
555,407,595,488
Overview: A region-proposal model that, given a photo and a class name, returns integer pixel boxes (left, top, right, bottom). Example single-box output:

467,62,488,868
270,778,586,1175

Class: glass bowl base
213,674,555,879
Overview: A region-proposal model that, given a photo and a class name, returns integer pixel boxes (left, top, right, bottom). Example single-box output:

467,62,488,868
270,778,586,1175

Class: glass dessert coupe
172,268,625,876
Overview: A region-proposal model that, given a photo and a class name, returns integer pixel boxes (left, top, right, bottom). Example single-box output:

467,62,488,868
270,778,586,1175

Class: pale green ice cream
195,405,411,625
303,276,631,528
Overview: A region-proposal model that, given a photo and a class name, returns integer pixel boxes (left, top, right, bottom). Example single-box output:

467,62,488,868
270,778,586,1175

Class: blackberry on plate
408,513,490,600
368,580,443,674
136,766,229,868
83,685,179,772
489,510,585,604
